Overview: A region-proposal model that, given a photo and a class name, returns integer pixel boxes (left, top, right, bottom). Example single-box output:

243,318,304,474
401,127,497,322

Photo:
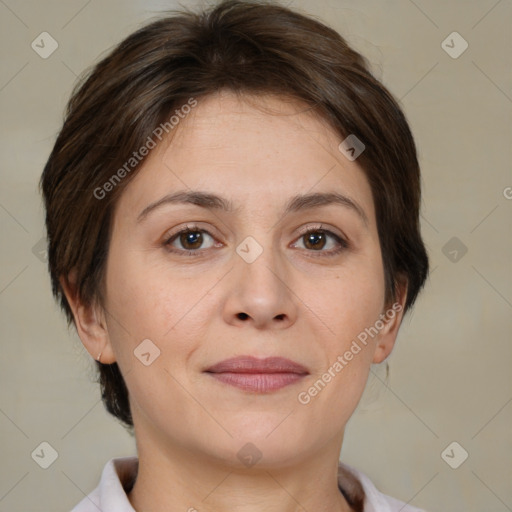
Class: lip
205,356,309,393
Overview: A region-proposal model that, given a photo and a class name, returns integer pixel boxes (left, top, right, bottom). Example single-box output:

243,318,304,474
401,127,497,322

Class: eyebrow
136,190,368,226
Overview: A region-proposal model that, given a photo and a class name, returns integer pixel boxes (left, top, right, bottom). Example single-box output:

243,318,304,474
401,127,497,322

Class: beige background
1,1,511,511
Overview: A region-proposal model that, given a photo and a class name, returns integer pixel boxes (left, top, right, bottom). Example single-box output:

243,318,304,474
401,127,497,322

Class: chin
222,425,320,470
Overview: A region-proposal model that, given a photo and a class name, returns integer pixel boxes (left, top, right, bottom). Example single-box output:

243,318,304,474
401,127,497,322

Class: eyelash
163,223,349,258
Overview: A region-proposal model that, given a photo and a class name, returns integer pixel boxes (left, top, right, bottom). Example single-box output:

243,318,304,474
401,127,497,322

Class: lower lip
207,372,306,392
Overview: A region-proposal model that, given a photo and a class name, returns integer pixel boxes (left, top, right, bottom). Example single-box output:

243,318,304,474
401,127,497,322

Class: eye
163,223,348,258
163,224,218,256
292,225,348,257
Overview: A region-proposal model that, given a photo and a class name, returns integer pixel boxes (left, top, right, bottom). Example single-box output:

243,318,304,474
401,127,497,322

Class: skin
62,91,407,512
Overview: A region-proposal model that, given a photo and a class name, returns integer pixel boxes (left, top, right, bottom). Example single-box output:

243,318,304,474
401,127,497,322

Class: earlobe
59,271,116,364
372,280,408,364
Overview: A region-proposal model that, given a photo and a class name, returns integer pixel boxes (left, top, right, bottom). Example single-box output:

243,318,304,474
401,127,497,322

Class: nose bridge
224,232,296,328
236,233,286,296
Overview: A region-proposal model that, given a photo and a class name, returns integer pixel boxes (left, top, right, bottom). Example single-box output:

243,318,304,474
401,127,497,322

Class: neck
127,434,354,512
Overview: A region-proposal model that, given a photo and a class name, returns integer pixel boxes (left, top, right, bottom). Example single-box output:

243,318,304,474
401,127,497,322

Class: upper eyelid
164,223,216,240
295,223,345,239
166,224,344,239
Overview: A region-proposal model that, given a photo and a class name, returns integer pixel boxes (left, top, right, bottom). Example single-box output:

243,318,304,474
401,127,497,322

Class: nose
222,243,298,330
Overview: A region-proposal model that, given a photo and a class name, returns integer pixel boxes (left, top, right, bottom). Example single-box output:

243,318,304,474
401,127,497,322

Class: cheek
319,260,385,342
102,242,170,362
303,254,384,406
105,233,178,323
102,251,201,415
103,243,215,365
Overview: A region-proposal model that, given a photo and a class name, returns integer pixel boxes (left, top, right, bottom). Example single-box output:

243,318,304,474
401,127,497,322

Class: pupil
182,231,202,249
306,232,325,250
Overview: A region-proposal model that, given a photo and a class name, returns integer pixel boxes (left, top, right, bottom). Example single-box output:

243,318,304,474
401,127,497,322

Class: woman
40,1,429,510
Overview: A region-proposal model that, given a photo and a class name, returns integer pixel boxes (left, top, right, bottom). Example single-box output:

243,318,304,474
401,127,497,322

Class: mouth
204,356,309,393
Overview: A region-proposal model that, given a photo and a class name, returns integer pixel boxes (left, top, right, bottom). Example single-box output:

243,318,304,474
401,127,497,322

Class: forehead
114,91,375,223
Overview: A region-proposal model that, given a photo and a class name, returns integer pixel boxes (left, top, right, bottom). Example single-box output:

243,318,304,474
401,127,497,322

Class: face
72,91,405,468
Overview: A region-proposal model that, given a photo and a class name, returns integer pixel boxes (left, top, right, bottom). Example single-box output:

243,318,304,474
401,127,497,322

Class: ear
59,269,116,364
372,278,408,364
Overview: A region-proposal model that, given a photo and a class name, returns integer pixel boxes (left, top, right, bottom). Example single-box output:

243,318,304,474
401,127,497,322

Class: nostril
275,314,285,321
237,312,249,320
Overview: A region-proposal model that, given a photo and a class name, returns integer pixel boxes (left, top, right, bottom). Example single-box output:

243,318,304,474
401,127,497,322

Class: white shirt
71,457,426,512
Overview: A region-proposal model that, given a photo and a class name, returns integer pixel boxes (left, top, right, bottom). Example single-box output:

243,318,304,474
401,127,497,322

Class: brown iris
303,231,327,250
180,230,204,250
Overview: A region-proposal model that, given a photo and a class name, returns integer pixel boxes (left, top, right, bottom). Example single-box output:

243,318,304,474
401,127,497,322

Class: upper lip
205,356,309,374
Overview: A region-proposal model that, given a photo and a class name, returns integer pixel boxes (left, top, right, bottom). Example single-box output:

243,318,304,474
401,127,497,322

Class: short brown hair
40,0,429,429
